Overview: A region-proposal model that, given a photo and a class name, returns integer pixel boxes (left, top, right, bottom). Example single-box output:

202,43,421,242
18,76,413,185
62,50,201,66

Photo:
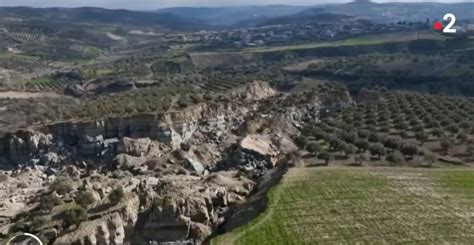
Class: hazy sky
0,0,471,10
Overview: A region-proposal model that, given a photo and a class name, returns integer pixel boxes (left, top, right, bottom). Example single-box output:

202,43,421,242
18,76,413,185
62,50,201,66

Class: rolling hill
258,12,361,26
310,1,474,23
0,7,205,31
157,5,310,26
159,1,474,27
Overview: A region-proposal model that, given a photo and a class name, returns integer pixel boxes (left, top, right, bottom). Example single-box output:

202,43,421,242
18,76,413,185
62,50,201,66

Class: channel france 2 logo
433,13,457,33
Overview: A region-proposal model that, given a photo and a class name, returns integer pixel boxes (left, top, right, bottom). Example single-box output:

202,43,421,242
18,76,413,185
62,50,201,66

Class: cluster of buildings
161,21,428,48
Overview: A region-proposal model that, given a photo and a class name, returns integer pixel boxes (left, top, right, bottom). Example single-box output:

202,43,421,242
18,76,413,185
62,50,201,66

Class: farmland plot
214,167,474,244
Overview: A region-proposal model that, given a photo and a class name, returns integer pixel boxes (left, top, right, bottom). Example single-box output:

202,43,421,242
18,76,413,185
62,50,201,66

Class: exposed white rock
185,157,205,175
113,154,147,170
40,152,60,165
240,134,279,166
117,137,152,157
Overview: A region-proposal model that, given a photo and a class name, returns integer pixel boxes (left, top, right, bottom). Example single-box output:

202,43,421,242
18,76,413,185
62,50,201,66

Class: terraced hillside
190,32,455,70
214,167,474,244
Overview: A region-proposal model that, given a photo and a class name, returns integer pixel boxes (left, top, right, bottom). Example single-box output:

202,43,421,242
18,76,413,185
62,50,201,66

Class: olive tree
401,144,419,159
369,143,386,159
318,152,334,166
440,137,452,153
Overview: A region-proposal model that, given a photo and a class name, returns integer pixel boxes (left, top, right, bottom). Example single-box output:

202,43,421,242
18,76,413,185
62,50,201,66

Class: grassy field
213,167,474,244
0,53,41,62
244,31,445,53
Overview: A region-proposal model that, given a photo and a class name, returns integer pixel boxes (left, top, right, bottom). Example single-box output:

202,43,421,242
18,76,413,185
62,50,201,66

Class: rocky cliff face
54,195,140,244
137,172,255,243
0,103,244,165
231,80,277,101
278,89,354,128
0,81,357,244
1,81,276,165
46,102,240,140
2,130,53,164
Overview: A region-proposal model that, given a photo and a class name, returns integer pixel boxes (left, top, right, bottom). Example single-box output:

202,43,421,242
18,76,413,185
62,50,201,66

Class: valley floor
213,167,474,244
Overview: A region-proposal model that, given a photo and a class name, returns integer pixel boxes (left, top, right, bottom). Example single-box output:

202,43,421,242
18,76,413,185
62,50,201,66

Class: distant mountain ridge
157,5,311,26
322,1,474,23
0,6,205,31
159,2,474,27
259,11,358,26
1,2,472,32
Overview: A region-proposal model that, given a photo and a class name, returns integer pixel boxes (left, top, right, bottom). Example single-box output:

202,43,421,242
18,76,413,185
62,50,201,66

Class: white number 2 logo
443,13,456,33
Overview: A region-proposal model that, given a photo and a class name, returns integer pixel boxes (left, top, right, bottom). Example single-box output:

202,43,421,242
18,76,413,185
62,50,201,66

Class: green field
214,167,474,244
0,53,41,62
245,31,445,53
